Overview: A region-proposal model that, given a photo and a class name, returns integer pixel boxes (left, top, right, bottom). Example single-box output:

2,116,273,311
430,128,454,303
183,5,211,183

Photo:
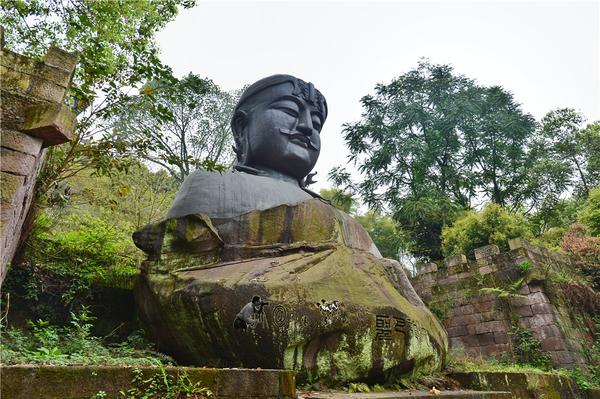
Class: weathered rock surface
134,199,447,384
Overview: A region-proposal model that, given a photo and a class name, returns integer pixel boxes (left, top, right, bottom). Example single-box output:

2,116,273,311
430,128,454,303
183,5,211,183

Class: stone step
298,390,512,399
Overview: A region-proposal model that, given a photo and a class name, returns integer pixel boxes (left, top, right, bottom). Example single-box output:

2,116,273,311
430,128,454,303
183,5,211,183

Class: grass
447,353,552,374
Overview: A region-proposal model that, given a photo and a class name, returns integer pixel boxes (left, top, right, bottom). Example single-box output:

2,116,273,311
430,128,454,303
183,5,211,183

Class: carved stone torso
166,169,315,219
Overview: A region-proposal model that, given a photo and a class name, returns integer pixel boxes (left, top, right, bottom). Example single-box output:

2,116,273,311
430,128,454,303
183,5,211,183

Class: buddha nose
297,111,314,136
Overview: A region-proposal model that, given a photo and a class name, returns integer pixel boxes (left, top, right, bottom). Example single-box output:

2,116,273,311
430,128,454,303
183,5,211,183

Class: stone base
0,365,295,399
450,371,595,399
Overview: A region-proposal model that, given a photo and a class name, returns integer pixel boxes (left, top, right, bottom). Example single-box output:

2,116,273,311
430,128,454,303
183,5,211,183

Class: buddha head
231,75,328,182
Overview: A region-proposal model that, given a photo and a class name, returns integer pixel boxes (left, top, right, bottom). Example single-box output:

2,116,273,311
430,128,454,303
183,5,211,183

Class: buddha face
234,81,325,180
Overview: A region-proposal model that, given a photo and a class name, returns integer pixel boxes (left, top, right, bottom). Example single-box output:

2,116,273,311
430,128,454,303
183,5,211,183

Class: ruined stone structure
411,239,597,369
0,39,77,285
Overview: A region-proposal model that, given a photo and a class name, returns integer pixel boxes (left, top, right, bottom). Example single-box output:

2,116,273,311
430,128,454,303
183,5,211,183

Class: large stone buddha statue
167,74,328,220
133,75,447,385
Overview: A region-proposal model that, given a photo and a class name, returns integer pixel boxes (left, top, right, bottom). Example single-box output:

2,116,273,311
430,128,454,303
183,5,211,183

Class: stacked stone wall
0,38,77,285
411,239,597,369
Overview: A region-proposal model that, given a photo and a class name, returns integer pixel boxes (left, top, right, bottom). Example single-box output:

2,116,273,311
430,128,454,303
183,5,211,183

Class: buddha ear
231,110,249,163
231,110,248,139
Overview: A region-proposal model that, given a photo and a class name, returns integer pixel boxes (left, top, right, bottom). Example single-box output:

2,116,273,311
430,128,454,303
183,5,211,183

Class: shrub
28,211,141,289
560,223,600,290
6,212,141,321
579,186,600,237
441,203,533,258
510,326,553,371
532,226,567,250
0,308,171,366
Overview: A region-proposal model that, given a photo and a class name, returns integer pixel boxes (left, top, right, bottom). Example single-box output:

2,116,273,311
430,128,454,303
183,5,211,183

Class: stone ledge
445,254,468,268
0,365,296,399
0,46,76,96
474,245,499,261
416,262,437,275
43,46,78,72
21,102,75,146
450,371,587,399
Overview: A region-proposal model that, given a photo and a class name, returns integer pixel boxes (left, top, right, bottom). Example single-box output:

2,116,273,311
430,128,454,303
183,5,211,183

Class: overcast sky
157,0,600,191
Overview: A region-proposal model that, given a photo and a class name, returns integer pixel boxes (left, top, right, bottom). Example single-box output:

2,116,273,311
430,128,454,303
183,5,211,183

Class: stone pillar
0,43,77,286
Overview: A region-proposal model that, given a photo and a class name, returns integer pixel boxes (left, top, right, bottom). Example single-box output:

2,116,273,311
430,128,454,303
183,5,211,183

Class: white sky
157,0,600,192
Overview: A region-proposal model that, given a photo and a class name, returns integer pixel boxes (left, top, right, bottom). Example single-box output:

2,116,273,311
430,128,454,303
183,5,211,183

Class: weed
570,367,594,392
518,260,531,273
429,301,450,319
120,367,213,399
479,287,512,299
347,382,371,393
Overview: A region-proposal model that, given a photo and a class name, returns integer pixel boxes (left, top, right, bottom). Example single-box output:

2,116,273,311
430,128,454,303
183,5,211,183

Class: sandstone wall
411,239,597,369
0,39,77,285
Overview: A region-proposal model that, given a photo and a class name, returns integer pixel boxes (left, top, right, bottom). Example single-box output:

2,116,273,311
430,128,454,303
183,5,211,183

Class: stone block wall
0,40,77,286
411,240,597,369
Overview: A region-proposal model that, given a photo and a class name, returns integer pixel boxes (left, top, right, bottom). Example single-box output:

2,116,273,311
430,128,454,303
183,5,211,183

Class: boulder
133,199,447,384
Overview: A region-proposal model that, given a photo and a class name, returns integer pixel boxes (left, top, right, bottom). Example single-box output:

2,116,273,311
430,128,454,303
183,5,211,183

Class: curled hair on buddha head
230,74,328,165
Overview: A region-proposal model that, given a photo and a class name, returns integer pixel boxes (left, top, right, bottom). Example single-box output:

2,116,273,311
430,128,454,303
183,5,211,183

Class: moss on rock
134,199,447,385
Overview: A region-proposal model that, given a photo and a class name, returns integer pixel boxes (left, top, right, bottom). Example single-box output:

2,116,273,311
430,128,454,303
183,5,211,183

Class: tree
60,162,179,229
535,109,600,198
112,74,240,182
330,61,478,259
0,0,197,194
330,61,537,259
319,188,356,214
333,61,475,206
528,198,581,236
355,211,409,260
461,86,537,207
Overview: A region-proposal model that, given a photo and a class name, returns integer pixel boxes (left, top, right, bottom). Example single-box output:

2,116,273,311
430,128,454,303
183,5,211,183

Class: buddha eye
272,100,299,118
277,107,299,118
312,115,322,131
